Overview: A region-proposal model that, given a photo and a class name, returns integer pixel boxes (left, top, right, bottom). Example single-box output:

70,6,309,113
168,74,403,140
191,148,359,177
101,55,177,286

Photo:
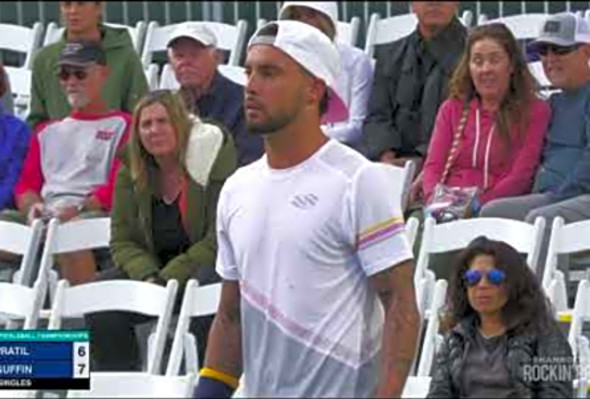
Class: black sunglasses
58,68,88,81
537,44,581,56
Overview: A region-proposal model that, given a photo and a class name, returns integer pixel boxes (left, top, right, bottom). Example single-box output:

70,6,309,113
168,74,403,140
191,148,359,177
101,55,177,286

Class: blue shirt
533,81,590,200
0,113,30,210
196,72,263,167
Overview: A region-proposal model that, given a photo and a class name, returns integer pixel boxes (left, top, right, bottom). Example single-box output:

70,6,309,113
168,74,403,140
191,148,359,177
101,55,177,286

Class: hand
379,150,397,164
26,202,49,225
409,179,424,206
54,205,81,223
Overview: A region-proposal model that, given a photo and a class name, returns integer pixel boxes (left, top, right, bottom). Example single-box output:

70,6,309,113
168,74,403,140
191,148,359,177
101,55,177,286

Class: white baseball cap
248,20,348,124
167,23,217,48
279,1,338,33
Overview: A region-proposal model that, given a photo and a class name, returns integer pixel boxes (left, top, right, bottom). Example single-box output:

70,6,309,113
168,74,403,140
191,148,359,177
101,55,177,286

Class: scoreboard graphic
0,330,89,390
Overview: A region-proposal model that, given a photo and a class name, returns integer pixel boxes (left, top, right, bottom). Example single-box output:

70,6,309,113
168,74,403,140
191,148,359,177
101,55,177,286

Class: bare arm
370,260,420,398
203,280,243,379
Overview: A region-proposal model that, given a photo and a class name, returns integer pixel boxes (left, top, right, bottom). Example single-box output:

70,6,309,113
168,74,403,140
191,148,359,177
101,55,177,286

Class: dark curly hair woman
427,236,573,398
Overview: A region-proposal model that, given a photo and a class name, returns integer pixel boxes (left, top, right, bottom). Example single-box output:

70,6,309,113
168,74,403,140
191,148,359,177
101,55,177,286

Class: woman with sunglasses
415,23,550,211
86,89,237,371
427,236,573,398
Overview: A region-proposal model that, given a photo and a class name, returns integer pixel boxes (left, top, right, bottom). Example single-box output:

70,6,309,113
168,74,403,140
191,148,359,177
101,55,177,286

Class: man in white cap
481,12,590,280
167,23,264,166
193,21,419,398
279,1,373,147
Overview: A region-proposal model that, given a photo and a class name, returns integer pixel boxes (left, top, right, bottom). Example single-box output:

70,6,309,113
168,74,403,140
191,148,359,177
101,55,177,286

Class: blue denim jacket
0,113,31,211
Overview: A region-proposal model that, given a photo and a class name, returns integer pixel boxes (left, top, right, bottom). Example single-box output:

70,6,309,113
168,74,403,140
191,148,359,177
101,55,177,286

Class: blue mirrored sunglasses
464,268,506,287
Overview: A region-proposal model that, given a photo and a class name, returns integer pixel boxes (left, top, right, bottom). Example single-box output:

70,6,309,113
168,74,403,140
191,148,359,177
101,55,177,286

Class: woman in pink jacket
421,23,551,207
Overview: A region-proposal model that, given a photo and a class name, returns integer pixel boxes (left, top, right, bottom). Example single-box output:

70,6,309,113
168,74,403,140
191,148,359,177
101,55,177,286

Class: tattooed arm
370,260,420,398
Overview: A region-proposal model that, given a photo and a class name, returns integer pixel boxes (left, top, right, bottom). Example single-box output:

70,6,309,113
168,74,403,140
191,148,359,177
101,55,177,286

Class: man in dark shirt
362,2,466,172
167,24,264,166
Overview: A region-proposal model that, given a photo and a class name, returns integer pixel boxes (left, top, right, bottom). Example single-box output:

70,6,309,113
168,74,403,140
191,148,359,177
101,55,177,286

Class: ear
308,78,328,106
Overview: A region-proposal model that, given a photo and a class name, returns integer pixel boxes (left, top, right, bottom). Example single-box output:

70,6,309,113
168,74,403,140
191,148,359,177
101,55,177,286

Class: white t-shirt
216,139,413,398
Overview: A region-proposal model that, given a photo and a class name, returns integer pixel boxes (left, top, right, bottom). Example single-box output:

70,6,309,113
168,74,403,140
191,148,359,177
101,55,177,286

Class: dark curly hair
443,236,557,335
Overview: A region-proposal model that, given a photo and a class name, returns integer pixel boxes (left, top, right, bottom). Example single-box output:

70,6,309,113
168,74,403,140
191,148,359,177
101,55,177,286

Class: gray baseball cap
530,12,590,50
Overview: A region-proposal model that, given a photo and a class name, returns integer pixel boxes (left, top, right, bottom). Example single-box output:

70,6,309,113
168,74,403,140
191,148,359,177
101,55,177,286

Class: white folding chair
0,279,45,330
460,10,474,27
0,219,43,287
376,160,415,212
543,217,590,323
145,63,160,90
67,372,195,398
43,21,147,53
142,20,248,68
336,17,361,47
402,376,431,398
160,63,246,89
405,216,420,250
4,67,32,120
415,216,546,315
415,278,447,377
49,279,178,375
478,13,548,40
166,280,222,376
0,22,43,70
364,13,417,58
36,217,111,316
568,279,590,397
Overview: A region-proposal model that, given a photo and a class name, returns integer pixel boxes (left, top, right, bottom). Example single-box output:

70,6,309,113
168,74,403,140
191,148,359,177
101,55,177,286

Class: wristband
200,367,239,389
193,368,238,398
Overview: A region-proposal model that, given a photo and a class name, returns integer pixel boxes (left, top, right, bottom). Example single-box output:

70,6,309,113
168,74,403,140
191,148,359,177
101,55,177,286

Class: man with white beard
9,40,131,285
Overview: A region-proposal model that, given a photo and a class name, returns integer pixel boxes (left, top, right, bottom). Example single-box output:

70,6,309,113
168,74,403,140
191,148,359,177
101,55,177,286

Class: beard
246,107,299,136
66,92,90,109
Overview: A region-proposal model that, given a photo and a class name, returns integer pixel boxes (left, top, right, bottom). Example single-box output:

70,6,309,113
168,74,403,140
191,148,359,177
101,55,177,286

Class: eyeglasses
537,44,581,56
58,68,88,81
464,268,506,287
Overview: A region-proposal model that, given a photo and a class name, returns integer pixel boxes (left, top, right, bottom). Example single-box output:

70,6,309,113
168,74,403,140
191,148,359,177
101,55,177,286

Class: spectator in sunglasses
428,236,572,398
27,1,148,130
4,41,131,285
481,13,590,281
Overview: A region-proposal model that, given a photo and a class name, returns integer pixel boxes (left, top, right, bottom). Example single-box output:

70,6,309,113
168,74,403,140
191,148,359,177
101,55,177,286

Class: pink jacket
423,98,551,204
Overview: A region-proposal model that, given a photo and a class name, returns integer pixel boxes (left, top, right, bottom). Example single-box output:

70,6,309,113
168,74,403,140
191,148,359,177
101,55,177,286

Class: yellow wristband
200,367,240,390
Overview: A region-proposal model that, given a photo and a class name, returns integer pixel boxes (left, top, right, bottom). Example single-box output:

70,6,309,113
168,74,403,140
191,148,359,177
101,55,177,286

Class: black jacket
362,18,466,160
427,315,574,398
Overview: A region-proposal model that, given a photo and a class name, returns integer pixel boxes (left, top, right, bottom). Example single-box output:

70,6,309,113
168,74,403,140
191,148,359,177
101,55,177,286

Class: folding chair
542,217,590,323
364,13,417,58
568,279,590,397
402,376,432,398
36,217,111,316
405,216,420,250
142,20,248,68
43,21,148,53
166,280,222,376
67,372,195,398
48,279,178,375
0,219,43,287
416,216,545,315
336,17,361,47
0,22,43,70
376,160,415,212
4,67,32,119
145,63,160,90
0,279,45,330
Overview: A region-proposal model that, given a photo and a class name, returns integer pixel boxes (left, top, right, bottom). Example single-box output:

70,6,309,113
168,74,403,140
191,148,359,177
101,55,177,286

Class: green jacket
27,25,148,130
110,119,237,286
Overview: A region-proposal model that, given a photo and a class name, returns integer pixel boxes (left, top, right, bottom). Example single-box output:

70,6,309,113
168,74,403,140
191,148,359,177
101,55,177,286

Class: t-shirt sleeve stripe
357,217,405,250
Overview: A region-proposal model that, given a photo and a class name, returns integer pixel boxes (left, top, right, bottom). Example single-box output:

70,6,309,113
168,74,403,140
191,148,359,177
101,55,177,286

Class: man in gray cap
9,40,130,285
481,12,590,280
166,23,263,166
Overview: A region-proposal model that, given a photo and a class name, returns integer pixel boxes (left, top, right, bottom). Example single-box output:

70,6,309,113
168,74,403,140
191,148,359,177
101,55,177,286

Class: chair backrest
405,216,420,250
0,219,43,287
364,12,417,58
160,63,246,90
142,20,248,68
166,280,221,376
568,279,590,363
0,22,43,70
416,216,546,285
67,372,195,398
145,63,160,90
0,279,45,329
543,218,590,304
376,161,415,212
49,279,178,374
478,13,548,40
43,21,147,53
5,66,33,120
460,10,474,27
402,376,432,398
337,17,361,47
